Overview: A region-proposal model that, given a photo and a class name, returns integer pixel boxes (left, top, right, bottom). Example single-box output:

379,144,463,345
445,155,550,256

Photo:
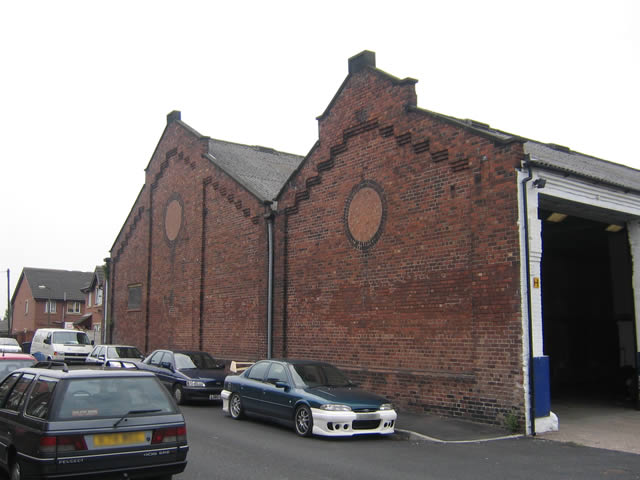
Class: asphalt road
176,403,640,480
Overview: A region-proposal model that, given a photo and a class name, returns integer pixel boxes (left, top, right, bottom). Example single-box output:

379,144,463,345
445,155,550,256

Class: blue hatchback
222,359,397,437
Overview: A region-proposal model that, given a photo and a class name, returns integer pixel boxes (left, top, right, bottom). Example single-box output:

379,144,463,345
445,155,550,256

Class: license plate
93,431,146,447
355,413,378,420
209,394,221,400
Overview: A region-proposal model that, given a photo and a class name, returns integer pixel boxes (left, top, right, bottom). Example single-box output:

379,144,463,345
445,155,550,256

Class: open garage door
540,205,638,409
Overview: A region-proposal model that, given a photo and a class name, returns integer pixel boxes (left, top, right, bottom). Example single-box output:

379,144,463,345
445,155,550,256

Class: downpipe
521,160,536,436
266,203,275,360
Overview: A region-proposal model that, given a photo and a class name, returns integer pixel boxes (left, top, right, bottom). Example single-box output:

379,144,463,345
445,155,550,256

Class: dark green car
0,363,188,479
222,359,397,437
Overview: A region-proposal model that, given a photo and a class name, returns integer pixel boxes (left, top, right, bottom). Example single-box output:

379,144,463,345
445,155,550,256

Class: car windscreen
51,376,178,420
290,363,352,388
0,360,36,379
183,352,220,369
52,331,91,345
0,338,19,346
108,346,143,358
175,353,197,370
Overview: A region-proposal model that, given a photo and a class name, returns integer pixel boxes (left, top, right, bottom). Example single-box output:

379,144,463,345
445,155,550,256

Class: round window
344,180,386,250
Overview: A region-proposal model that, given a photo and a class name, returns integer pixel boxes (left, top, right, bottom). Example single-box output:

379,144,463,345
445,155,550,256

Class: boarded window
127,284,142,310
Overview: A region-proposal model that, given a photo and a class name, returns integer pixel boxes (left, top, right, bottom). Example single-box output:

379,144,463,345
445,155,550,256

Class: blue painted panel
534,356,550,418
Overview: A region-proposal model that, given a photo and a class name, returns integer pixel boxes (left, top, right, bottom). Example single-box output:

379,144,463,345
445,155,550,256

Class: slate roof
81,266,105,292
410,105,640,193
204,138,304,202
21,268,93,302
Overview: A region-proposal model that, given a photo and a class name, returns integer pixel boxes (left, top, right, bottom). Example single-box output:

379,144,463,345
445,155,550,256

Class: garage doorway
540,207,638,410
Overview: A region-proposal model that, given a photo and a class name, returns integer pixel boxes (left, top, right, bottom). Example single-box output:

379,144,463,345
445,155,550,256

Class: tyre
10,460,21,480
173,384,184,405
229,393,244,419
294,405,313,437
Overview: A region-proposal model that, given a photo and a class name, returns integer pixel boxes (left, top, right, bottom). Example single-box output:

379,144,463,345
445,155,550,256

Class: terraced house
109,51,640,434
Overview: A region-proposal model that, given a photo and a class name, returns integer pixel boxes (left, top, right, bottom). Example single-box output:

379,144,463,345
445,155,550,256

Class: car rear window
51,376,177,420
109,347,142,358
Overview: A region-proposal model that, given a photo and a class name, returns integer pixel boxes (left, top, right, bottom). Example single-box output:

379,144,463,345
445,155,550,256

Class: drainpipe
264,201,275,359
521,160,536,436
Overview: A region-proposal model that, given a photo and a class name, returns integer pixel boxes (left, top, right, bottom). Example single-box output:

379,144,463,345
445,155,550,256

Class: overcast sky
1,0,638,316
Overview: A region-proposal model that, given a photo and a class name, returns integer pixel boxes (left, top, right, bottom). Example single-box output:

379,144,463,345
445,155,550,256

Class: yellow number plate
93,431,146,447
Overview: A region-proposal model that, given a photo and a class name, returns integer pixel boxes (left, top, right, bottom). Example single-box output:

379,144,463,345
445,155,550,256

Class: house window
45,300,56,314
25,300,28,314
128,284,142,310
96,287,103,306
67,302,81,314
87,292,92,307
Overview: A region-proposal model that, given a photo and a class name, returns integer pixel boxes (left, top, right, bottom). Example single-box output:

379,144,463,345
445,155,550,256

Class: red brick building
11,268,93,343
110,51,640,433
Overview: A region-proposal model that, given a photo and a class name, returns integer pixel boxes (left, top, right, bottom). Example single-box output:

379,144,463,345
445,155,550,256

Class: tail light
39,435,87,454
151,425,187,444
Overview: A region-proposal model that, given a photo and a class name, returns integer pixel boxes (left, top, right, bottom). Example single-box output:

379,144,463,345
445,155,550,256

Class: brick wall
111,119,270,359
275,65,526,425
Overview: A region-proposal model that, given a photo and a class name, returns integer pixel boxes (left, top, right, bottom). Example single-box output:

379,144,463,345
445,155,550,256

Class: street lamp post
38,285,52,327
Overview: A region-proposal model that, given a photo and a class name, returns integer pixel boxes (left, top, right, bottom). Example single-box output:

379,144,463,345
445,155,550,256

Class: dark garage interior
540,208,638,407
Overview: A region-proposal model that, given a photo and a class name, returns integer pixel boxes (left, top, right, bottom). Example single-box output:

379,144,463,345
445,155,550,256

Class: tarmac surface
395,401,640,455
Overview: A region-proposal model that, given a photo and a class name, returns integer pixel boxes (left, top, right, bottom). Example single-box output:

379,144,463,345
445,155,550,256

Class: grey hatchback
0,362,188,479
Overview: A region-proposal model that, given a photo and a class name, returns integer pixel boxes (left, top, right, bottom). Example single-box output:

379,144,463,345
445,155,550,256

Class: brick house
110,51,640,433
11,267,93,343
79,266,106,343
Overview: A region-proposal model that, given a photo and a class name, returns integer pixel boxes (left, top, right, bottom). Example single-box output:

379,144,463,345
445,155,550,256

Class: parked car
86,344,145,365
0,362,188,479
140,350,226,405
0,353,36,380
221,359,397,437
0,338,22,353
30,328,94,363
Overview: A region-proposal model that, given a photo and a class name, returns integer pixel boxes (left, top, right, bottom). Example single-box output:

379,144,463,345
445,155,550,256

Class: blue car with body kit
221,359,397,437
140,350,227,405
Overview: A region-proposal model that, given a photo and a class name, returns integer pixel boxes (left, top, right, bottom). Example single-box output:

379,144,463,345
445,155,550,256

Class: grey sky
1,0,638,315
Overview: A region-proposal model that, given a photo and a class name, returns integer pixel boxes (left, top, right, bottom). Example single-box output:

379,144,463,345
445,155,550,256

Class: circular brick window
164,196,183,243
345,180,386,250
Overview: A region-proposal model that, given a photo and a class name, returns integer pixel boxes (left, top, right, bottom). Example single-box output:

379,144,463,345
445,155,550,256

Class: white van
30,328,94,363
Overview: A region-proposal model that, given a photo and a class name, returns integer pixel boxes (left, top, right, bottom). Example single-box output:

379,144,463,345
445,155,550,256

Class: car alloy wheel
10,460,21,480
230,393,244,419
295,405,313,437
173,385,184,405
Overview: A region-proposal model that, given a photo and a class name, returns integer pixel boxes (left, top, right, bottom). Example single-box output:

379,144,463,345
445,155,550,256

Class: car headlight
379,403,394,411
320,404,352,411
186,380,206,388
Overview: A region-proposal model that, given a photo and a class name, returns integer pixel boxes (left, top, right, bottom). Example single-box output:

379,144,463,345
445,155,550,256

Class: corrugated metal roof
23,268,93,302
524,142,640,193
206,138,304,201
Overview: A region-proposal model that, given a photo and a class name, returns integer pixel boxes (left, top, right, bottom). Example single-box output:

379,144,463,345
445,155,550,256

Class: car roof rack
101,359,142,370
34,361,69,372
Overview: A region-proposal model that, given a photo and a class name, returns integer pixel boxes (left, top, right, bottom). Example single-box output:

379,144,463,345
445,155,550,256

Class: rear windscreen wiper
113,409,161,427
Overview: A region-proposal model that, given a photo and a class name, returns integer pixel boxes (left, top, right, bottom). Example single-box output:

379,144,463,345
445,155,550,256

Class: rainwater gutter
521,160,536,436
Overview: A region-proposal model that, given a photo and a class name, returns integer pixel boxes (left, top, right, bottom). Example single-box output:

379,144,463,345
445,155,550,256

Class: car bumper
221,389,231,413
183,386,223,401
19,446,188,479
310,408,397,437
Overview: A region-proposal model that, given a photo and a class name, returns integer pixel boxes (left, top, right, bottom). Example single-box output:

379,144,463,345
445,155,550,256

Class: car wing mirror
274,381,290,390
